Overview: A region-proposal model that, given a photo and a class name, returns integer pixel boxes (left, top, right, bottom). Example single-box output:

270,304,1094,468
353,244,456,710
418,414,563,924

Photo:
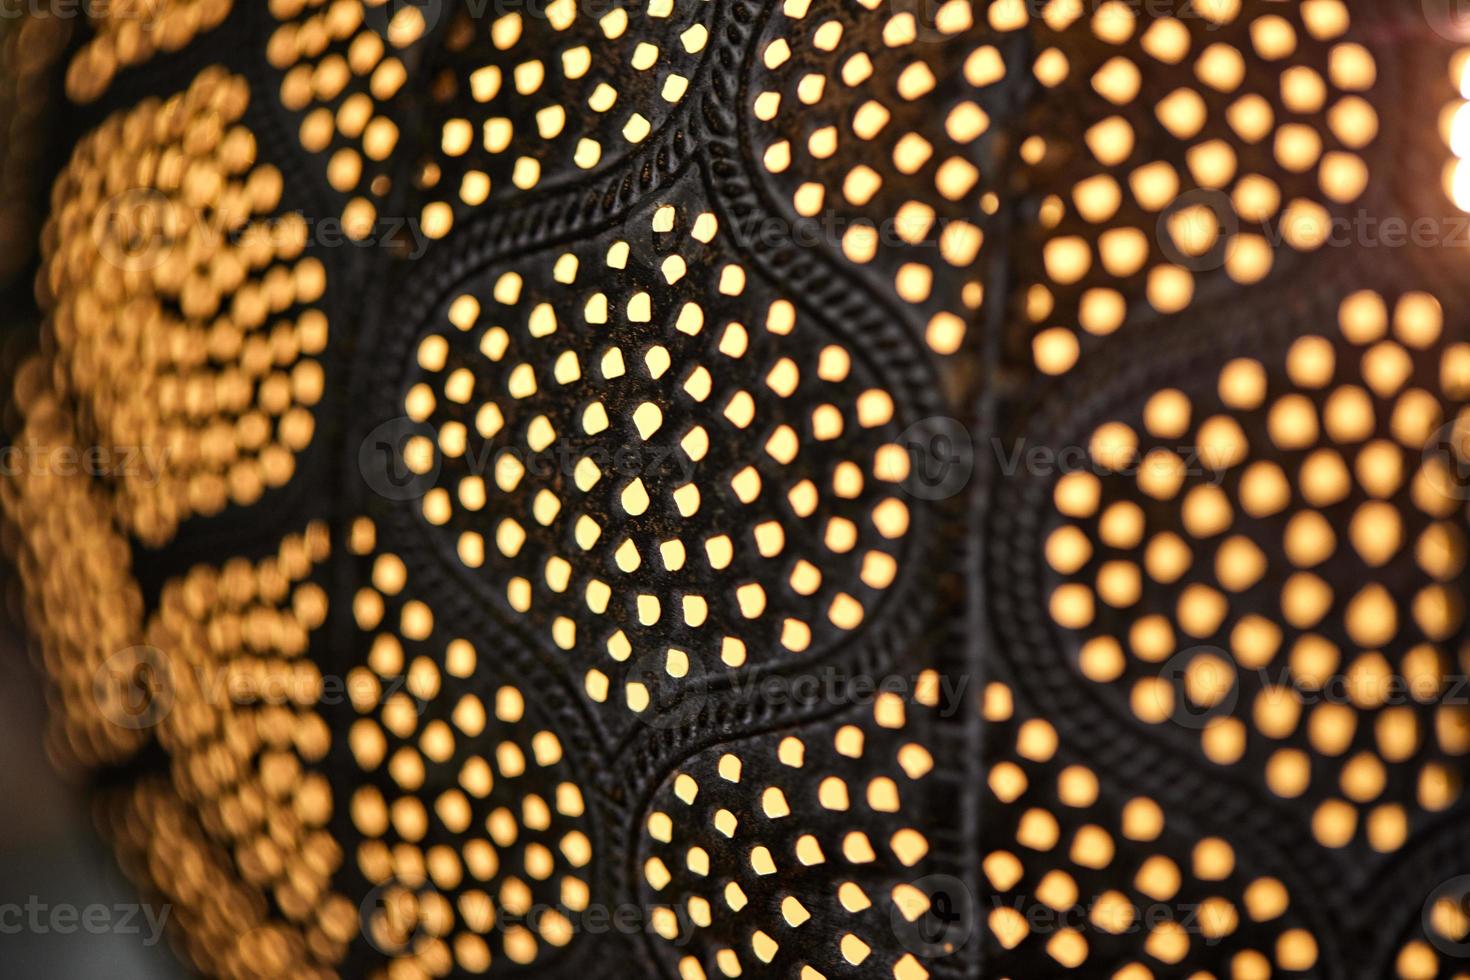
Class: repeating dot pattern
103,776,351,980
16,1,1470,978
638,681,940,980
410,0,715,240
398,188,913,729
142,522,355,977
3,388,353,980
345,515,597,976
66,0,234,104
8,65,349,979
983,681,1323,978
268,0,716,242
1015,0,1378,376
268,0,419,237
745,0,998,356
3,356,150,766
1045,287,1470,852
42,67,329,546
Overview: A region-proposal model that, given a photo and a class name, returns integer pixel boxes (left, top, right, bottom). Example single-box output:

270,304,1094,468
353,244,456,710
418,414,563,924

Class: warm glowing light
1447,52,1470,210
1452,159,1470,212
1452,102,1470,158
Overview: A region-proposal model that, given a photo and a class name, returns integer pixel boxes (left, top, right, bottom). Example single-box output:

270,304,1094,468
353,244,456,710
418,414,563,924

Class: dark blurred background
0,634,184,977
